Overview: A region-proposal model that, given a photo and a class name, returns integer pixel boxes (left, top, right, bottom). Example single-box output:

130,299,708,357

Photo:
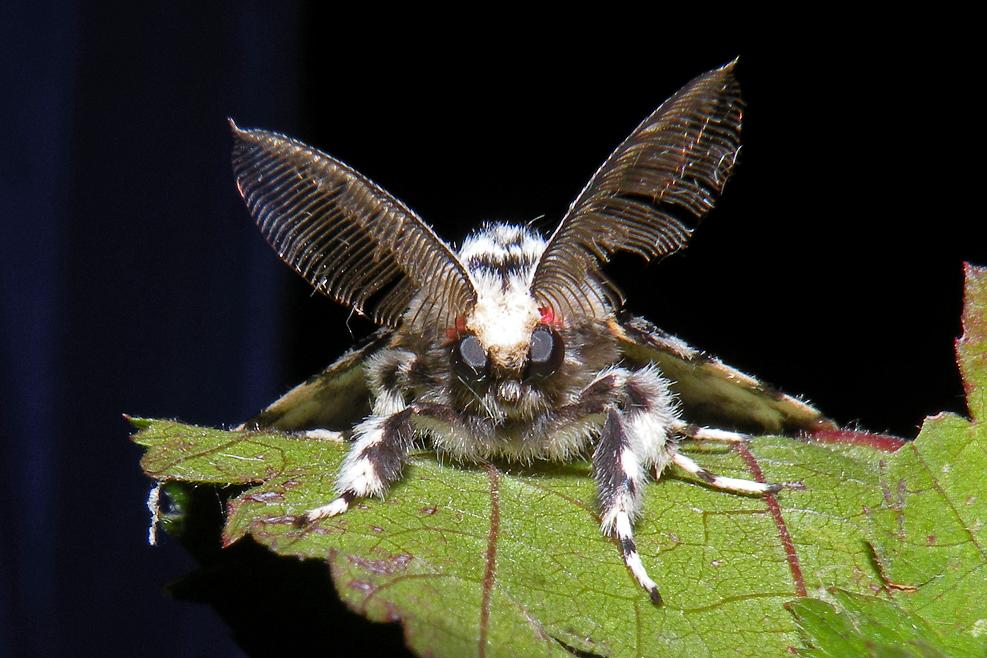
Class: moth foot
671,452,781,495
676,423,751,443
609,511,664,606
296,491,354,526
625,546,663,606
302,429,345,442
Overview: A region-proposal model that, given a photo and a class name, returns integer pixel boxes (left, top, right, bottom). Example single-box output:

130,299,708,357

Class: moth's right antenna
530,60,743,320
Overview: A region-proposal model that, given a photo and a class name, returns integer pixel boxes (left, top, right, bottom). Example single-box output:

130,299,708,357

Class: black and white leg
301,407,415,523
586,366,786,603
672,421,750,443
301,349,426,523
594,408,663,604
669,451,782,495
589,366,679,605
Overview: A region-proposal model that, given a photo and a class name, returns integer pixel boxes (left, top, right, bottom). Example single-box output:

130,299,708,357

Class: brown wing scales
611,317,836,434
239,329,393,432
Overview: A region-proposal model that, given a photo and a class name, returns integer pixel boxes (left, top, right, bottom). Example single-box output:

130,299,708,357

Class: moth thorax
465,287,540,371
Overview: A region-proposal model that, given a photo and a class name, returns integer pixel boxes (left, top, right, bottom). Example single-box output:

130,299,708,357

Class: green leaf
958,263,987,422
789,264,987,658
788,589,950,657
135,417,898,656
130,267,987,657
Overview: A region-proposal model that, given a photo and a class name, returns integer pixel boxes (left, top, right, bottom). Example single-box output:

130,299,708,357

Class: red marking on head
446,315,469,341
539,306,559,326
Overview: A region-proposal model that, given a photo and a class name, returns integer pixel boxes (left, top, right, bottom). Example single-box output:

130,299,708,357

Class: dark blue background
1,6,980,656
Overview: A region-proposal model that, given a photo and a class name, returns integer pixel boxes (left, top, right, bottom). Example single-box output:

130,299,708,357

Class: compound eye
453,333,488,379
527,326,564,378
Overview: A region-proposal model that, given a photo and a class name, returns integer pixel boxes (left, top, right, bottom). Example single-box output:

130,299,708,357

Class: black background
1,4,981,657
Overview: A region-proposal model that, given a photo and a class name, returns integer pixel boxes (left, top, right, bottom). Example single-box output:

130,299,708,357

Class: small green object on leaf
788,589,950,657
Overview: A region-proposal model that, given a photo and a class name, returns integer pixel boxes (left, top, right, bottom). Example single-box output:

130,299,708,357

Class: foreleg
671,421,750,443
588,366,679,604
301,407,415,523
593,407,662,604
581,367,786,604
670,451,782,495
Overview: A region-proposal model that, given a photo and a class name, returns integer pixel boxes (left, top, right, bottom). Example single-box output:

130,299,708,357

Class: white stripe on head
458,222,547,268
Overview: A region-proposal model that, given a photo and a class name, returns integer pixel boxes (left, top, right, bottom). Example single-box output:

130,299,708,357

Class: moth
230,61,831,605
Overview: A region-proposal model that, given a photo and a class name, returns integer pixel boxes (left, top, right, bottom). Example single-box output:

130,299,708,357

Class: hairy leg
302,407,415,523
671,421,750,443
590,366,678,604
300,399,464,524
587,366,786,604
669,451,782,495
593,408,662,604
301,349,428,523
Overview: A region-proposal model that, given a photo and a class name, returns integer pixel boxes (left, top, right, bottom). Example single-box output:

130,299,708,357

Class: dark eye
452,334,488,380
527,326,564,378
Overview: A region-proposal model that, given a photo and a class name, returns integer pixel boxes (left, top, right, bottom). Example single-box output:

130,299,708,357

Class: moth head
448,318,567,414
438,225,568,412
449,316,565,368
450,224,544,371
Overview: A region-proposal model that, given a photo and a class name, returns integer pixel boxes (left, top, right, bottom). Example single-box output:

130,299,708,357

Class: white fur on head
459,224,546,371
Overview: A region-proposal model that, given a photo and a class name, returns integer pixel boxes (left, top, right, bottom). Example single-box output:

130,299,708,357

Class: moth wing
238,329,393,432
612,316,835,434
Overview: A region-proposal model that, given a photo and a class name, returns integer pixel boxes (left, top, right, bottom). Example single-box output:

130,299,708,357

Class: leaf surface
131,266,987,657
788,589,949,657
789,264,987,658
135,419,897,656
